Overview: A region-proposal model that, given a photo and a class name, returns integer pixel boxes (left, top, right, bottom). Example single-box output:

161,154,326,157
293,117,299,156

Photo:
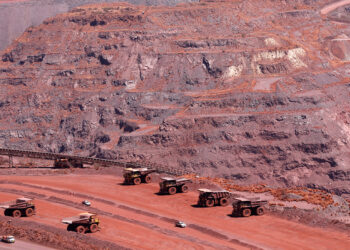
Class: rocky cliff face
0,0,197,51
1,0,350,196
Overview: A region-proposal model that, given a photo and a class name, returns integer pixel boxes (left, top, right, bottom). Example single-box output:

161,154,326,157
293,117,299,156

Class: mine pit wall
115,112,339,185
0,0,350,197
0,0,198,52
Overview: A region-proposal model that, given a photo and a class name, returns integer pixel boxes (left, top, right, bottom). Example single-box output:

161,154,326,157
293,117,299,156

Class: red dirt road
320,0,350,14
0,174,349,249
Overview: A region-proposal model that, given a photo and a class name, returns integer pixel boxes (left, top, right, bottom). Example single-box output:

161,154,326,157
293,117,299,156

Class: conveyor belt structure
0,148,192,176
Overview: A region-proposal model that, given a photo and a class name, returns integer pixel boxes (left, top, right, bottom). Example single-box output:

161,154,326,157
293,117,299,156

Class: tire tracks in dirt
0,184,253,250
0,180,264,249
9,180,266,249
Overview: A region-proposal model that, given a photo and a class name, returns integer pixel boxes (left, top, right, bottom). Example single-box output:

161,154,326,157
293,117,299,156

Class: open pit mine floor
0,174,349,250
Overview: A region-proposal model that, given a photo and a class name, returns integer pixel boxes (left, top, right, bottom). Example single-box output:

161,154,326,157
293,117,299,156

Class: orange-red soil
0,174,349,249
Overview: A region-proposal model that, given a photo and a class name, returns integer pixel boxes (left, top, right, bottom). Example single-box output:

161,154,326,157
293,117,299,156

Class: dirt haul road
0,175,349,250
320,0,350,14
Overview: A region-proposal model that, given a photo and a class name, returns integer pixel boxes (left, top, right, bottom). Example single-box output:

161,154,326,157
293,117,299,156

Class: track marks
0,185,242,250
5,180,261,248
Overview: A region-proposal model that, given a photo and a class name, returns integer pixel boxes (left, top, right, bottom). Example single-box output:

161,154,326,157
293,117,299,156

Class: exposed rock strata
0,0,198,51
0,0,350,196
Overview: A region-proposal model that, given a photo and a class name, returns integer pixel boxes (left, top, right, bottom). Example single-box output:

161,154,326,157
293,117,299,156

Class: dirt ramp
325,2,350,22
